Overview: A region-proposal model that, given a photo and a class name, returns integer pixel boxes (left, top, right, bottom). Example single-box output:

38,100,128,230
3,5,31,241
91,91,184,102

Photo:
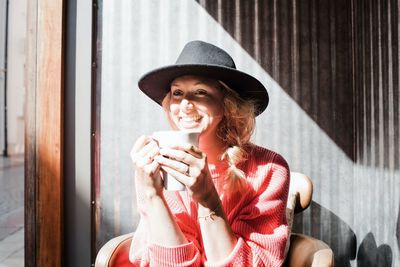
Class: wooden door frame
25,0,95,265
25,0,65,266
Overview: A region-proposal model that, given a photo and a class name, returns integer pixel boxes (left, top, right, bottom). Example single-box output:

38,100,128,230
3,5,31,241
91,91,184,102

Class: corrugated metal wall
352,0,400,266
197,0,355,161
96,1,399,265
353,0,399,169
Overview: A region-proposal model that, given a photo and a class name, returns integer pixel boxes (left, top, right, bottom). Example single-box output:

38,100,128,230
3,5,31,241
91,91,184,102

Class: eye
195,89,208,96
171,90,183,97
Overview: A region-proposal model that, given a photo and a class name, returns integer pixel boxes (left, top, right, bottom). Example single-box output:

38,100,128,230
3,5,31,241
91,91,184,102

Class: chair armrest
95,233,133,267
285,233,334,267
289,172,313,214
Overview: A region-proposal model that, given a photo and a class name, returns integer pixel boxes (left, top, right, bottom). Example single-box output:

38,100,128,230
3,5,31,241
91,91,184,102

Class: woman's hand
130,135,163,199
155,144,238,261
154,144,217,205
130,136,190,246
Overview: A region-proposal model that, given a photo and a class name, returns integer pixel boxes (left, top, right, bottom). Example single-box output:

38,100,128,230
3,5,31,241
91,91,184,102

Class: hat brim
138,64,269,116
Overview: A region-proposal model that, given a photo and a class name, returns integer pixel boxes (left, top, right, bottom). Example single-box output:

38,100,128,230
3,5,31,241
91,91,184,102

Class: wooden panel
25,0,65,266
36,0,64,264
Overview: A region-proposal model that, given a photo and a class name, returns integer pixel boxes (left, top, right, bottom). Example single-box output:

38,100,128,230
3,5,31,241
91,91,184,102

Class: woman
130,40,290,266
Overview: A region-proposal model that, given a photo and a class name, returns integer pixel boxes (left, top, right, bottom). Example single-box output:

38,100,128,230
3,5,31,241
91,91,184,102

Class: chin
178,125,204,132
177,120,205,132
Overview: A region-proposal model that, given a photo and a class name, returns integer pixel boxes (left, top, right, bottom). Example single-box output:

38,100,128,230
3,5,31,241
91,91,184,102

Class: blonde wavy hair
162,80,256,196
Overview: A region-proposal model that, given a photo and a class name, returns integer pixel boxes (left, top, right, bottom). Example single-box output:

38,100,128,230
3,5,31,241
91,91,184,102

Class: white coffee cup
152,131,200,191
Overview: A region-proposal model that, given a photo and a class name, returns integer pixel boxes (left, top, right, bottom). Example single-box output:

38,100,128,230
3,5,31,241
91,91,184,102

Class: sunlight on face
168,75,224,139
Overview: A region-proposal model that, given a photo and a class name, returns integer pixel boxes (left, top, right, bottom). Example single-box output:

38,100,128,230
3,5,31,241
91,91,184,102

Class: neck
199,134,226,164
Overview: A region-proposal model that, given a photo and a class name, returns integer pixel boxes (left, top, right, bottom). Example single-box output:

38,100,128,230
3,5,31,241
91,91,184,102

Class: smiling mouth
179,114,202,123
180,115,201,122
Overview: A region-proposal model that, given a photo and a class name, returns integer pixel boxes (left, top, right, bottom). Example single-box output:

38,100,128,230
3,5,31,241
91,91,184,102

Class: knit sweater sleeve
129,192,202,267
205,150,290,267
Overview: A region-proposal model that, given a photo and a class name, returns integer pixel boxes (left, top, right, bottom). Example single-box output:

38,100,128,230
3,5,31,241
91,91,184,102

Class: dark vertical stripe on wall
298,0,312,116
372,0,379,166
353,0,400,169
196,0,355,161
329,0,337,147
278,0,292,94
291,1,299,99
392,0,400,169
259,0,274,74
381,0,389,168
363,0,371,166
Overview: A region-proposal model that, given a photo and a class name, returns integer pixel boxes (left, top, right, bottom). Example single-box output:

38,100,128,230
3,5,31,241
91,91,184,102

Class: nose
180,99,194,112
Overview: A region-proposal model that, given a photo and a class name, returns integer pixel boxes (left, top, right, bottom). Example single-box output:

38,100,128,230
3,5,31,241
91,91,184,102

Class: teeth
180,115,201,122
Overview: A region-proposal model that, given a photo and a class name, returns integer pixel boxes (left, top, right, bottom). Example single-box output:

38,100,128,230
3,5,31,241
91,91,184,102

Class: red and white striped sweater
130,144,290,267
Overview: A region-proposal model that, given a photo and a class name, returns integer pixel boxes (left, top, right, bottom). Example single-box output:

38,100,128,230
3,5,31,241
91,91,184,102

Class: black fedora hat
138,40,269,116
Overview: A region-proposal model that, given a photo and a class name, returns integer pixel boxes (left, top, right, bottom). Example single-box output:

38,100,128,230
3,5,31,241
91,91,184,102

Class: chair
95,172,334,267
284,172,334,267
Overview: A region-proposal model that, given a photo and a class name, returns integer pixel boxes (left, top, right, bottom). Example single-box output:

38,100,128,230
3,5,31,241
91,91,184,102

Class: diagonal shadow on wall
196,0,354,160
293,202,357,266
357,232,392,267
195,0,399,263
196,0,399,170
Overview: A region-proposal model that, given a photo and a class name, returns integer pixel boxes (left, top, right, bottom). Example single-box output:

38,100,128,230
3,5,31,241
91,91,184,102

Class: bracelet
198,211,216,221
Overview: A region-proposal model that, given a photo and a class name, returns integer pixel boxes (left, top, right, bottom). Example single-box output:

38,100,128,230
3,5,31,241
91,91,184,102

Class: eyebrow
171,80,209,87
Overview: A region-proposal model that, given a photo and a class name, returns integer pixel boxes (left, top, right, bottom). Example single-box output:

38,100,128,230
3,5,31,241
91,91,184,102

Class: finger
172,144,204,158
130,136,153,161
159,147,197,165
136,156,151,168
131,135,150,154
143,160,161,177
131,139,158,164
137,140,159,158
155,155,189,174
146,145,160,160
136,145,161,168
160,165,192,185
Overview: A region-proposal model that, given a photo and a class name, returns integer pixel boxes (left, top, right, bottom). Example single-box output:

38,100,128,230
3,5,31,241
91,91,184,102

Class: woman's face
168,75,224,138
